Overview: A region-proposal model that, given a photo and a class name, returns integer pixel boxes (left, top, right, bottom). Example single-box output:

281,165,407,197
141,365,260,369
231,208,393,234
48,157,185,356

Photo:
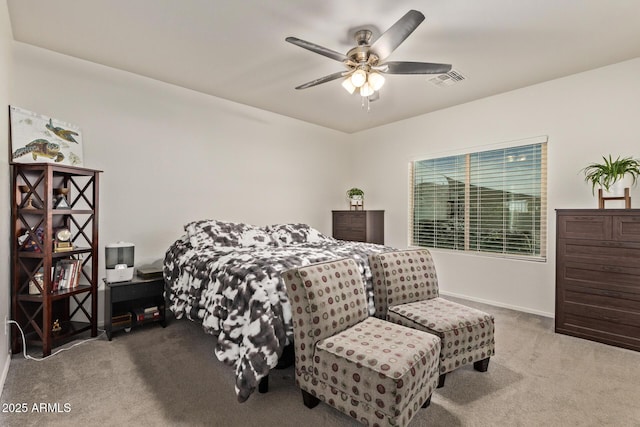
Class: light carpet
1,297,639,426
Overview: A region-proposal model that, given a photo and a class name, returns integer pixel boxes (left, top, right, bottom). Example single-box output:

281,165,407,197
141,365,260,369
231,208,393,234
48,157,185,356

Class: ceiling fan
285,10,452,101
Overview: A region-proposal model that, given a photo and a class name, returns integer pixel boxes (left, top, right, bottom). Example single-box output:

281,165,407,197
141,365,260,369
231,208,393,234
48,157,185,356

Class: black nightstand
104,276,167,340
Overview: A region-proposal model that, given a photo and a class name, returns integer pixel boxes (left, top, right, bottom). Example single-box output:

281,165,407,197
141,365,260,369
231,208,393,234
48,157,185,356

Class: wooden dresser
332,210,384,244
556,209,640,351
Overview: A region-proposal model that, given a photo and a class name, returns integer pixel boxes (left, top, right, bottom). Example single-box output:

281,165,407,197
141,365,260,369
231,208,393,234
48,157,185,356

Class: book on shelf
53,259,81,291
51,263,63,292
70,259,81,287
111,312,132,327
132,307,161,322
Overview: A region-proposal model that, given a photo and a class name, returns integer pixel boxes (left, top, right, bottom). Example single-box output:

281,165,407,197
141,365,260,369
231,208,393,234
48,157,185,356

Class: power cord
7,319,106,362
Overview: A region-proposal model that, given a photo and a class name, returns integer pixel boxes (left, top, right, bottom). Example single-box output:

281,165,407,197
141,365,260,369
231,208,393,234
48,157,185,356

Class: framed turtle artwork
9,106,83,166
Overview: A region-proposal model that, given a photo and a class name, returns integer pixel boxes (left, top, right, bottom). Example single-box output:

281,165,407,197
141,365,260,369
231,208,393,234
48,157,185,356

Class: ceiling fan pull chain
360,95,372,112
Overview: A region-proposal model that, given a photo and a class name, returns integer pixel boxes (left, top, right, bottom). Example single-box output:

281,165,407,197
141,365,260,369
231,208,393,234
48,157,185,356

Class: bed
163,220,391,402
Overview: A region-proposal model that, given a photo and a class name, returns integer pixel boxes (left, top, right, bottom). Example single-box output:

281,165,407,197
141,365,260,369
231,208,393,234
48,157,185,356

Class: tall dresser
555,209,640,351
332,210,384,244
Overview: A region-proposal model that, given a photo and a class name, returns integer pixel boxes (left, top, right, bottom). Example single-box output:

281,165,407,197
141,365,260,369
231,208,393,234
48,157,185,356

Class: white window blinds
410,139,547,260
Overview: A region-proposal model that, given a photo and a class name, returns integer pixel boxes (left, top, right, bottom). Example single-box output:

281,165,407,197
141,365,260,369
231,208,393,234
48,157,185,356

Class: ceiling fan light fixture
351,69,367,88
341,78,356,94
286,9,452,109
368,72,385,91
360,82,374,97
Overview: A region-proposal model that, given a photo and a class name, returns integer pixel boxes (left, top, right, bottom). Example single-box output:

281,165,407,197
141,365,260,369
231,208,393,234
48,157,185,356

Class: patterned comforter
163,233,390,402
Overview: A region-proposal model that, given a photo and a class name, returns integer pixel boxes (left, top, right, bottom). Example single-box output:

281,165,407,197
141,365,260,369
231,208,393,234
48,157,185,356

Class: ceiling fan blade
285,37,349,63
370,10,425,61
294,71,348,90
378,61,452,75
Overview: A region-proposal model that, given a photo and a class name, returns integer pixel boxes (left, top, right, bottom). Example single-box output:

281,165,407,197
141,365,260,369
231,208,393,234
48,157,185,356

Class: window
410,138,547,260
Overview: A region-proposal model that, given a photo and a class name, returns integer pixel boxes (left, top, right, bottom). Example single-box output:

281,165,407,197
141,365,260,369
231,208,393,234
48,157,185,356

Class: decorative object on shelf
30,270,44,295
9,105,83,166
54,228,74,253
18,184,42,209
346,187,364,210
53,187,70,209
18,227,44,252
581,155,639,209
52,319,62,333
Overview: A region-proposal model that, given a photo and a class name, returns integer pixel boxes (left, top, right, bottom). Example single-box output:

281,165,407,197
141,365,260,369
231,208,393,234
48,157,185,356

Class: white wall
11,42,352,323
9,33,640,321
351,57,640,316
0,0,13,391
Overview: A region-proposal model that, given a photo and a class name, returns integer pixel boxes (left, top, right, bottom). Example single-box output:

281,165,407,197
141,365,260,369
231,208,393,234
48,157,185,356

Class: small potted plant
582,155,640,196
346,187,364,209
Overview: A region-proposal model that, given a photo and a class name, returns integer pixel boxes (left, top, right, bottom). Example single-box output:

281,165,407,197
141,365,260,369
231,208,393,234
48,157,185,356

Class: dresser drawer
561,283,640,311
557,214,612,240
564,302,640,329
613,215,640,242
336,231,366,241
334,212,365,227
559,240,640,267
558,312,640,351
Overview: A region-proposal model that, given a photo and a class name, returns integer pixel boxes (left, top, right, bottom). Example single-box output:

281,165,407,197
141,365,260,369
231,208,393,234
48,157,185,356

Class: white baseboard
439,290,555,318
0,353,10,396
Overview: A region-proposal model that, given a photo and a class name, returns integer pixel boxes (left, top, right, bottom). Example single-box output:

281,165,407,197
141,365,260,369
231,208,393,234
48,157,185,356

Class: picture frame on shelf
9,106,83,166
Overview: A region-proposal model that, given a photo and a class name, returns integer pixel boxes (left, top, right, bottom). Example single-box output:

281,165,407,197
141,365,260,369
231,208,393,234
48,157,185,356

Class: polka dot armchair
283,258,441,427
369,249,495,388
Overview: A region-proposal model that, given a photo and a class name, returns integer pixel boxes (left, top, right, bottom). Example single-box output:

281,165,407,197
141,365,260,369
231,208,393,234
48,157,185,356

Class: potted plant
581,155,640,196
346,187,364,209
347,187,364,199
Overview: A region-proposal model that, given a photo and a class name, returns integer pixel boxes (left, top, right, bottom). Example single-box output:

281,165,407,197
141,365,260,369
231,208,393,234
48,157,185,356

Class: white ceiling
7,0,640,133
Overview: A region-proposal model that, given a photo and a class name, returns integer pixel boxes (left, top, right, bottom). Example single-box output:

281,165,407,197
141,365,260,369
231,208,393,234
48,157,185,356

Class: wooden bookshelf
10,163,101,357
